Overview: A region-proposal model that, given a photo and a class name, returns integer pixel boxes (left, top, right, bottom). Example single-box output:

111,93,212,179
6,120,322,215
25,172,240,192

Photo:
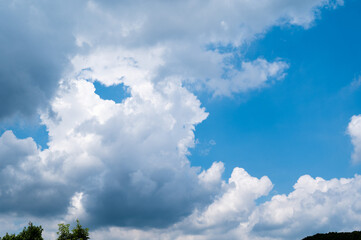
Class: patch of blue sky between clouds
0,116,49,150
93,81,131,103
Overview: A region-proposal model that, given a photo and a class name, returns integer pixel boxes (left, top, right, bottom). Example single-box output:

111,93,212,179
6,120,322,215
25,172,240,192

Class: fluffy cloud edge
2,126,361,240
348,115,361,163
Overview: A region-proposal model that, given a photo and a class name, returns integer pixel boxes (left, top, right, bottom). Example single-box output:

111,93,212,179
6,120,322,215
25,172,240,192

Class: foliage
56,223,71,240
17,222,43,240
0,233,17,240
0,222,43,240
303,231,361,240
71,219,89,240
57,219,89,240
0,220,89,240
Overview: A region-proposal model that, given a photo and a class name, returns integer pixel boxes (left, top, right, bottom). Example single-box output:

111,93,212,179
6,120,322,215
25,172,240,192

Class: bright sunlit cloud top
1,0,361,239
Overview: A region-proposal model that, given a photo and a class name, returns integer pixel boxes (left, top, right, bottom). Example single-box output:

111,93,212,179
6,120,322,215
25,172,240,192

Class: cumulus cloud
348,115,361,163
0,0,343,120
0,1,78,119
79,0,343,46
2,71,213,227
250,174,361,239
177,167,273,239
206,58,288,97
0,0,349,239
0,131,72,216
35,75,212,228
192,168,272,230
88,174,361,240
73,0,333,97
4,112,361,240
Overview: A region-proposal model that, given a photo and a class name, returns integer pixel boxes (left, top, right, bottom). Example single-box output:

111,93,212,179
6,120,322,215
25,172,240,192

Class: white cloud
0,131,72,216
79,0,343,46
193,168,272,229
198,162,224,190
4,120,361,240
0,0,344,119
177,167,273,239
1,69,213,227
347,115,361,163
207,58,289,97
250,174,361,239
87,173,361,240
70,0,342,98
0,1,79,119
0,0,348,239
0,131,38,168
84,166,276,240
38,75,212,227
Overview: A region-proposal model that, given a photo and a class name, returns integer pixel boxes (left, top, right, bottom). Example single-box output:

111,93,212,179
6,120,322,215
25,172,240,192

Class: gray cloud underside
0,0,341,119
0,1,351,240
0,1,78,119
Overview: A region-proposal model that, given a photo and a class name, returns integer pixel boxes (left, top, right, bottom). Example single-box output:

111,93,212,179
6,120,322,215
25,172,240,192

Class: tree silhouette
303,231,361,240
0,222,43,240
0,220,89,240
57,219,89,240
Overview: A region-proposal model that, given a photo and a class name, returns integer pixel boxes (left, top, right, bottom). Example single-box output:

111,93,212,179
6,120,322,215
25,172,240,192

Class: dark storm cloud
0,1,79,120
0,1,347,238
83,166,215,229
0,131,73,216
0,179,71,217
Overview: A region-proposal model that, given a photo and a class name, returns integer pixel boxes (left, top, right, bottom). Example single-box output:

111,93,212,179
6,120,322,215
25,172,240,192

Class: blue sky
1,1,361,240
191,0,361,194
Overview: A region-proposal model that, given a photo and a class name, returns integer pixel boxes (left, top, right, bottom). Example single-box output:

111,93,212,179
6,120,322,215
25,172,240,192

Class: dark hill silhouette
303,231,361,240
